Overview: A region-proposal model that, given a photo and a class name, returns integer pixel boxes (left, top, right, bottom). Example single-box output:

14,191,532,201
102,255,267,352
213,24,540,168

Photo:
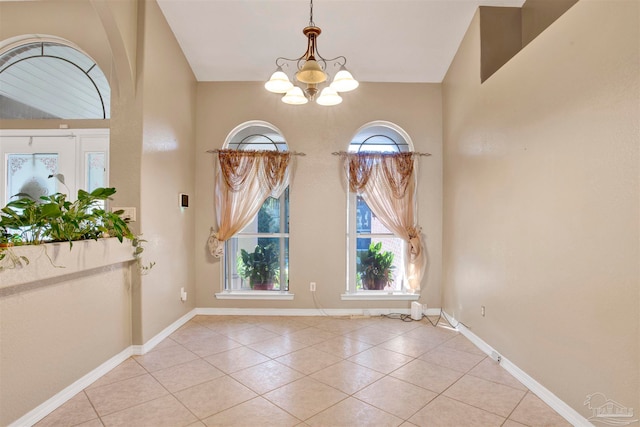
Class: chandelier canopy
264,0,359,106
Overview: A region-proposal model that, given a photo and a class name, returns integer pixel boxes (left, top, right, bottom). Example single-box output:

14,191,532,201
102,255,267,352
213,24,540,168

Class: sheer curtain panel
208,150,292,258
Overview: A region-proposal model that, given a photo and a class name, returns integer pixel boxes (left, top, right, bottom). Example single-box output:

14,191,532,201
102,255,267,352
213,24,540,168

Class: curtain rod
331,151,431,157
206,149,306,156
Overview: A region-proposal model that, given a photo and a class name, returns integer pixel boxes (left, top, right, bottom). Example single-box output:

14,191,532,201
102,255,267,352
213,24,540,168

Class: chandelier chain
309,0,314,26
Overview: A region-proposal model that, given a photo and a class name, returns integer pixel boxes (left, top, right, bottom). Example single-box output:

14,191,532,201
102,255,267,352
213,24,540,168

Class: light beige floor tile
204,346,270,373
379,334,441,357
179,334,243,358
399,422,420,427
344,325,398,345
419,345,486,373
202,397,301,427
294,316,331,326
133,344,199,372
311,336,373,358
34,392,97,427
151,358,225,392
509,392,572,426
87,359,147,389
306,397,402,427
170,322,221,344
263,377,348,420
230,360,304,394
468,358,528,390
402,324,458,345
223,326,281,345
375,317,423,335
173,375,257,419
354,376,437,419
101,394,197,427
409,395,505,427
309,360,384,394
390,359,463,393
313,318,365,335
286,327,337,345
202,320,255,335
440,334,485,355
85,374,169,416
150,337,181,351
443,374,527,417
259,320,310,335
247,335,310,358
347,346,413,374
276,347,343,375
74,418,105,427
186,422,207,427
503,420,529,427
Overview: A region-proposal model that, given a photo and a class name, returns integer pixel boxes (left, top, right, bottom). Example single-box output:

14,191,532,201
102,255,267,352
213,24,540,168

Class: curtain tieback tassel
207,228,224,258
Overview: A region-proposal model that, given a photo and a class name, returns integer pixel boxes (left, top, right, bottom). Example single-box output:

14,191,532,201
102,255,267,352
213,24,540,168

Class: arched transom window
0,38,110,119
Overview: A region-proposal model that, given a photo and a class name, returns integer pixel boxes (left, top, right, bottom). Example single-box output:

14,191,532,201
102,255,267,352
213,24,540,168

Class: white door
0,134,77,206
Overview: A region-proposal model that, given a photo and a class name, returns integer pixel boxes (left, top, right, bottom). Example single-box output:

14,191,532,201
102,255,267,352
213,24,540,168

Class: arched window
346,122,414,294
222,121,290,293
0,37,110,119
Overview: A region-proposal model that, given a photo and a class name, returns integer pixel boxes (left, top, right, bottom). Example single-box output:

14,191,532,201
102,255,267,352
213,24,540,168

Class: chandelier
264,0,359,106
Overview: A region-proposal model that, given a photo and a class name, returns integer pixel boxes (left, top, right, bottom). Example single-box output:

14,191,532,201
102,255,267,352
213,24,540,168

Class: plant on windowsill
357,241,395,290
237,243,280,290
0,187,154,273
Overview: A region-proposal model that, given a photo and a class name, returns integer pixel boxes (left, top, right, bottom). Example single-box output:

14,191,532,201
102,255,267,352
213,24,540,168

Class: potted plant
357,241,395,290
237,243,280,290
0,187,153,272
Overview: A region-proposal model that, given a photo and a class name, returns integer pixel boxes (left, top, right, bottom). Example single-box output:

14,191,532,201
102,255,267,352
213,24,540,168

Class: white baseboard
195,307,427,317
132,308,198,355
443,311,592,427
9,347,133,427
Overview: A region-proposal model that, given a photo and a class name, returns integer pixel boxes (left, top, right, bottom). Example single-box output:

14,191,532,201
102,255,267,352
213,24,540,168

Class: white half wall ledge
0,238,136,294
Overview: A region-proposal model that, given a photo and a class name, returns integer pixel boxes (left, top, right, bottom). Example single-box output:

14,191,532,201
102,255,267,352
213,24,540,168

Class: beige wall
442,0,639,418
137,0,197,343
522,0,579,46
195,82,443,310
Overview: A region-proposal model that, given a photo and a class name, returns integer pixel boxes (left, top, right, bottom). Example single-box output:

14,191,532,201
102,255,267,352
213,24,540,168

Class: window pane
225,236,289,291
357,196,392,234
356,238,404,291
7,153,58,201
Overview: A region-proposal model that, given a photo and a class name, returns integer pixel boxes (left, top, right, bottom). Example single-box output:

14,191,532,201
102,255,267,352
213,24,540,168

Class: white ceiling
157,0,525,84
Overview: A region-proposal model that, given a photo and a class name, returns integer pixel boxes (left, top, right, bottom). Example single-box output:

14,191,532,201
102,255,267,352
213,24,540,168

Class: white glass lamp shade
265,68,294,93
296,59,327,84
316,87,342,106
330,67,359,92
282,86,308,105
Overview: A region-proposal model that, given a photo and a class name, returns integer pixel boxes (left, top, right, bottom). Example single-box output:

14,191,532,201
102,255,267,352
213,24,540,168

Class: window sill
215,291,295,300
341,292,420,301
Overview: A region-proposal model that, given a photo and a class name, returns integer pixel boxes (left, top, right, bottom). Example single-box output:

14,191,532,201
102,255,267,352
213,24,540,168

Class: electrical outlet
481,306,486,317
310,282,316,292
112,207,136,222
180,287,187,302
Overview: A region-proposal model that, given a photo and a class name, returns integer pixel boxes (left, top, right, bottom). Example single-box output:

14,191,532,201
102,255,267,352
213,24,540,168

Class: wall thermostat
179,193,189,208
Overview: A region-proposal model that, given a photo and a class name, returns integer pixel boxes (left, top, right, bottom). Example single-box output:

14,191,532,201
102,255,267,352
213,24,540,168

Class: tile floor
35,315,571,427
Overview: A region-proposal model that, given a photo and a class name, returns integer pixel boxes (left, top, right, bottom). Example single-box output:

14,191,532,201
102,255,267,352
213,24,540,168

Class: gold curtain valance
208,149,304,193
338,151,427,198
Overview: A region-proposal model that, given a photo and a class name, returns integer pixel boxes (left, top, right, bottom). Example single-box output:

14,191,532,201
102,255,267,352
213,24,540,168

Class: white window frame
342,121,419,301
215,121,293,300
